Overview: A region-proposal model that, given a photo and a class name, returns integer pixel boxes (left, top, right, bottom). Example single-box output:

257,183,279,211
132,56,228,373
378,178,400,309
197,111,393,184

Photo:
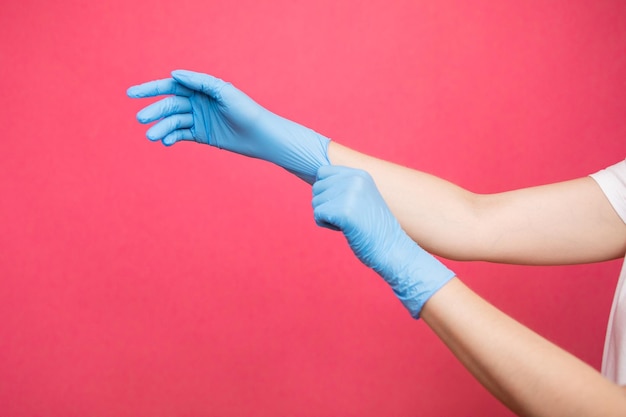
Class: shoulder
590,159,626,225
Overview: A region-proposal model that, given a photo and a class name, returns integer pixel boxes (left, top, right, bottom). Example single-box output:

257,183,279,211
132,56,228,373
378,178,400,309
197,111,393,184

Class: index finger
126,78,193,98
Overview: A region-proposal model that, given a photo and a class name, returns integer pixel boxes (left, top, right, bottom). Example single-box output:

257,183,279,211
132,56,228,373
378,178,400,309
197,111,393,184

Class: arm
128,70,625,264
328,142,626,264
421,278,626,417
313,166,626,416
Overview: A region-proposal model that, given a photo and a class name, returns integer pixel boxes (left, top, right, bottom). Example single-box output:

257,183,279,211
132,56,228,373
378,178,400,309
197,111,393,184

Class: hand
127,70,330,183
312,166,455,318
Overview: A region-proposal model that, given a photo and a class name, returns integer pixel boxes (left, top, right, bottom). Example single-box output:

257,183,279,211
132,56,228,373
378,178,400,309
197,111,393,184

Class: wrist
383,236,456,319
280,128,331,184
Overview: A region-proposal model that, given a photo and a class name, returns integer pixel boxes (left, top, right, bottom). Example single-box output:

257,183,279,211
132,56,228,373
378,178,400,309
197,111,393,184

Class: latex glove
312,166,455,318
127,70,330,184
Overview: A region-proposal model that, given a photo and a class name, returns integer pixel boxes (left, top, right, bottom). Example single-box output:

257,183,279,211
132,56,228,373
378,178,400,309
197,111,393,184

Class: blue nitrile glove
312,166,456,318
127,70,330,184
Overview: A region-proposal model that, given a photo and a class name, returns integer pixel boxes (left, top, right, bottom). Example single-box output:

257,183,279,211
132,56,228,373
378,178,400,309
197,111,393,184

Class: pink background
1,1,625,416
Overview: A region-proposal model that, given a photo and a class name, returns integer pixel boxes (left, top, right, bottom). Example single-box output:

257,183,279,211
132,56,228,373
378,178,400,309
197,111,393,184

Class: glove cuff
384,237,456,319
282,133,331,184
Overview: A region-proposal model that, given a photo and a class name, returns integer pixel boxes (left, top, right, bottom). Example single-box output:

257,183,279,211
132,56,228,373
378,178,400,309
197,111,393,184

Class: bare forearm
327,142,626,264
420,278,626,417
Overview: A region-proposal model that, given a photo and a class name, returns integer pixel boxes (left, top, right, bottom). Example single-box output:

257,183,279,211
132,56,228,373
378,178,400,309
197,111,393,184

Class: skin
129,73,626,414
327,142,626,265
327,141,626,415
422,278,626,417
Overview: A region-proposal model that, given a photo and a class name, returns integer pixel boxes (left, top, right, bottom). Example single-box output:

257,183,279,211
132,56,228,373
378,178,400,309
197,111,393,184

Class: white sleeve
590,159,626,224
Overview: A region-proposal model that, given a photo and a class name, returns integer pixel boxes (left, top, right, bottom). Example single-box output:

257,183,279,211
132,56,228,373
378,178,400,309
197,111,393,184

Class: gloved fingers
162,129,194,146
315,166,375,196
127,78,193,98
314,167,378,210
136,96,192,124
312,174,359,232
171,69,229,99
312,179,350,207
312,165,358,197
315,164,355,181
313,199,344,231
146,114,194,141
314,167,379,222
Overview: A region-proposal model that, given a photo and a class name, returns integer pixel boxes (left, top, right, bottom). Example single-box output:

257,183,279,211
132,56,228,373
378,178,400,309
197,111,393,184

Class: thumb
171,69,227,98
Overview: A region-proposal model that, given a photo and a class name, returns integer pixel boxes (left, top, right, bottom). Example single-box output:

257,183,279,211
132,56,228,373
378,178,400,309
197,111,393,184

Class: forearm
327,142,626,264
327,142,483,260
421,278,626,417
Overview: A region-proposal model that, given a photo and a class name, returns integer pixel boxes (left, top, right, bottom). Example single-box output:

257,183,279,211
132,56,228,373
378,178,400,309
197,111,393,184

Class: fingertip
316,164,342,181
126,86,138,98
314,213,341,232
146,130,160,142
162,131,179,146
171,69,192,82
136,106,158,124
136,110,148,124
315,165,330,181
311,181,322,196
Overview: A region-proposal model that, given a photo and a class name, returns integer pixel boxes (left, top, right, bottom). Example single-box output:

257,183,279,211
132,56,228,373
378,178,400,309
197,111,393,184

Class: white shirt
589,159,626,384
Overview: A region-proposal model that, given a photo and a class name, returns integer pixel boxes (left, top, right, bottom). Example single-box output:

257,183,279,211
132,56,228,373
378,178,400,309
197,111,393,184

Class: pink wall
1,1,625,415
